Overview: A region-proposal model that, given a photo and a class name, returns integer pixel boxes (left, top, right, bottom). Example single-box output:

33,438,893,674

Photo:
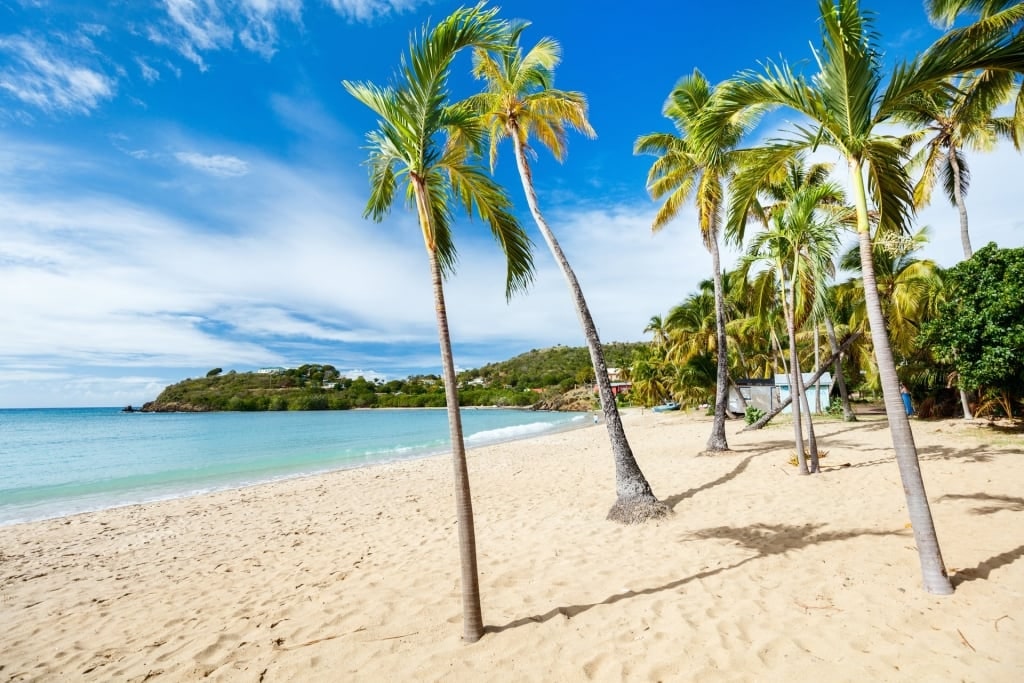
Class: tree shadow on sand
937,492,1024,515
487,523,904,634
821,443,1001,471
662,455,756,510
933,494,1024,587
952,544,1024,587
919,443,1002,463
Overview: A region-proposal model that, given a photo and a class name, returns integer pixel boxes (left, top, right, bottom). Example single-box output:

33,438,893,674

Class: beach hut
728,378,778,414
774,372,833,414
729,373,834,415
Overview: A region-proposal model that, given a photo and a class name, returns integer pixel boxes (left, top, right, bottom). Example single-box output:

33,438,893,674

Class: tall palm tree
635,70,761,452
742,164,847,473
469,24,667,523
343,4,533,642
900,67,1021,418
754,159,858,420
904,73,1020,259
704,0,1024,594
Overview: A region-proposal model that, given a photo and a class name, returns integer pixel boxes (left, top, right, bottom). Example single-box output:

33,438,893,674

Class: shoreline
2,410,1022,680
0,408,591,529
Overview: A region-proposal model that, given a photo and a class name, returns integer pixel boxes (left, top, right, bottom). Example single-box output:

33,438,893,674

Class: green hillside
141,343,647,412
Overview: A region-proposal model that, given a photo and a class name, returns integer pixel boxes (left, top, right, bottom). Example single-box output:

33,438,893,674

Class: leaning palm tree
343,4,533,642
635,70,762,453
468,23,667,522
703,0,1024,594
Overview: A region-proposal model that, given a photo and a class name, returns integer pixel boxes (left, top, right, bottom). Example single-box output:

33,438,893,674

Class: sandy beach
2,409,1022,682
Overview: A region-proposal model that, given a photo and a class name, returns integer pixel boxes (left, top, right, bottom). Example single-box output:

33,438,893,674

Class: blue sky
1,0,1021,408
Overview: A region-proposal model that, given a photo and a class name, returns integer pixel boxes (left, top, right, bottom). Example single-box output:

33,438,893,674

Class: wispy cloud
0,33,115,115
156,0,234,70
174,151,250,176
136,56,160,83
152,0,427,68
325,0,424,22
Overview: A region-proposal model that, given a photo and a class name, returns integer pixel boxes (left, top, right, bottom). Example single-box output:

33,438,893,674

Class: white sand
2,409,1022,682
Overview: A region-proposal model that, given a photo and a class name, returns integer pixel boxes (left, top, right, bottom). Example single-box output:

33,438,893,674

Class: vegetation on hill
141,343,645,412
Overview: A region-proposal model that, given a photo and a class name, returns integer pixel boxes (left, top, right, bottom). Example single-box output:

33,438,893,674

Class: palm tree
703,0,1024,594
635,70,761,452
741,161,847,473
628,343,670,407
644,314,669,347
838,228,946,365
343,4,534,642
900,67,1021,418
904,73,1020,259
469,24,667,523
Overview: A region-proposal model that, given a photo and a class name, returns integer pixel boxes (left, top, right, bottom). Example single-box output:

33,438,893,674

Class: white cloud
325,0,423,22
174,151,250,176
136,56,160,83
159,0,234,70
0,34,115,114
152,0,303,66
150,0,428,69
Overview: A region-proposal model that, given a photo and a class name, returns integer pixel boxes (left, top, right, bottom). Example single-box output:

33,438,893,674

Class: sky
1,0,1021,408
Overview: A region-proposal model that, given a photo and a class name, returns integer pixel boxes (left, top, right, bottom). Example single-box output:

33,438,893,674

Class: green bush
744,406,765,425
826,397,845,417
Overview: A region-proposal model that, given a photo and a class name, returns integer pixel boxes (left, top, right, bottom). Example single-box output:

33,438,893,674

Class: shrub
744,406,765,425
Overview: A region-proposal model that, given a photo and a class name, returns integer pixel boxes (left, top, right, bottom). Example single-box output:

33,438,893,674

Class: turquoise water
0,407,587,526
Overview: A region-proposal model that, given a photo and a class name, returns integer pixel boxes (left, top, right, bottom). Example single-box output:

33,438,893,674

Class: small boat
652,401,680,413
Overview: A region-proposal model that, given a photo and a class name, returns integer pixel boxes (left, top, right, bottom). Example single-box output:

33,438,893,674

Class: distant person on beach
900,383,914,416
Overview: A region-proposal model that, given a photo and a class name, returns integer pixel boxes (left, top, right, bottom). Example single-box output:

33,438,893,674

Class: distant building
729,373,833,415
592,381,632,396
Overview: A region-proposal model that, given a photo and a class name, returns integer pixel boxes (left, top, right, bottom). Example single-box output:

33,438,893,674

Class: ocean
0,407,588,526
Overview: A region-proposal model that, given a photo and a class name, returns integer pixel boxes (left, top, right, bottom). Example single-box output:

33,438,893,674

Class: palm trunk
948,146,973,259
416,181,484,641
772,327,789,377
706,235,731,451
510,133,667,523
796,368,820,473
851,158,952,595
783,278,808,475
813,324,822,414
728,374,749,413
948,147,975,420
824,315,856,421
